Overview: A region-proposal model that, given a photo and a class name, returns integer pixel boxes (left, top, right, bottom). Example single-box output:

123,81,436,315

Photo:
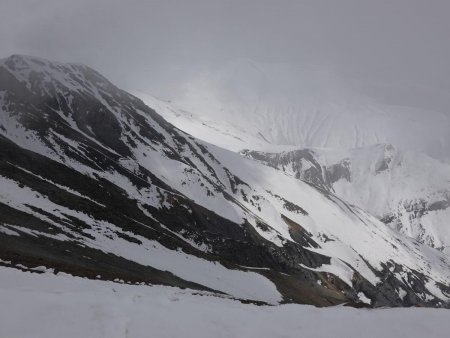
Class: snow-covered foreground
1,267,449,338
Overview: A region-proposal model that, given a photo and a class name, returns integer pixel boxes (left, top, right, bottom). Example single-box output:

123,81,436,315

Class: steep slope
139,90,450,256
134,93,271,152
139,59,450,160
1,55,450,307
243,144,450,255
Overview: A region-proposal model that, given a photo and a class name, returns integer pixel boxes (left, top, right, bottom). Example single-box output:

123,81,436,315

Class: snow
82,220,282,304
318,144,449,215
133,92,270,152
1,54,105,97
358,292,371,304
0,175,281,303
0,93,55,158
136,59,450,160
301,257,355,287
1,266,450,338
236,142,450,255
135,72,450,255
2,54,450,307
206,143,450,293
9,162,106,208
308,144,450,254
0,224,20,236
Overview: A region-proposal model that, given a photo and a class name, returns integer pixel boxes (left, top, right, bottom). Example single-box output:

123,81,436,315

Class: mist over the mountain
3,0,450,162
2,0,450,113
134,59,450,161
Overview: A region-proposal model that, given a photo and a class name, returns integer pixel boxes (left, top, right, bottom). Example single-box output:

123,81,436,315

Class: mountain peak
2,54,88,71
0,54,118,100
156,60,450,160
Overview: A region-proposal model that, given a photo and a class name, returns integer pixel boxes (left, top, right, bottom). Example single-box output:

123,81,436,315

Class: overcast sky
2,0,450,109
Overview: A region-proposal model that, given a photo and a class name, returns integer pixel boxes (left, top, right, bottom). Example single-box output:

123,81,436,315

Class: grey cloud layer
1,0,450,107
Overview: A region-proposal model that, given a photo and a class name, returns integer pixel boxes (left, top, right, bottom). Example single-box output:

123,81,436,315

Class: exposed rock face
241,149,332,191
1,55,450,308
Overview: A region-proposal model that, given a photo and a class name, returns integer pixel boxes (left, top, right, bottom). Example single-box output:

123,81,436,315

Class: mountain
139,92,450,259
136,59,450,258
243,144,450,254
1,55,450,308
142,59,450,160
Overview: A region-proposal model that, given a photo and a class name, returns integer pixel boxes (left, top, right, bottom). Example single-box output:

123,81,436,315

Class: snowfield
1,266,449,338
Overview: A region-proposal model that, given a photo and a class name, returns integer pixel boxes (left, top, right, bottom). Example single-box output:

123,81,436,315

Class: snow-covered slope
138,59,450,160
1,55,450,307
136,59,450,260
134,93,271,152
243,144,450,255
2,266,450,338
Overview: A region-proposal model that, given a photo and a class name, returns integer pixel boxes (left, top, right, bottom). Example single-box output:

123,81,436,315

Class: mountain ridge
140,59,450,160
1,55,450,308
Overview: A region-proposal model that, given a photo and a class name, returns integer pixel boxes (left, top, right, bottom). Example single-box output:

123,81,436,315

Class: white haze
1,0,450,157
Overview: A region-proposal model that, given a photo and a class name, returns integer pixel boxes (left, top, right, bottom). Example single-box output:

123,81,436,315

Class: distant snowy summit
242,144,450,255
138,59,450,160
